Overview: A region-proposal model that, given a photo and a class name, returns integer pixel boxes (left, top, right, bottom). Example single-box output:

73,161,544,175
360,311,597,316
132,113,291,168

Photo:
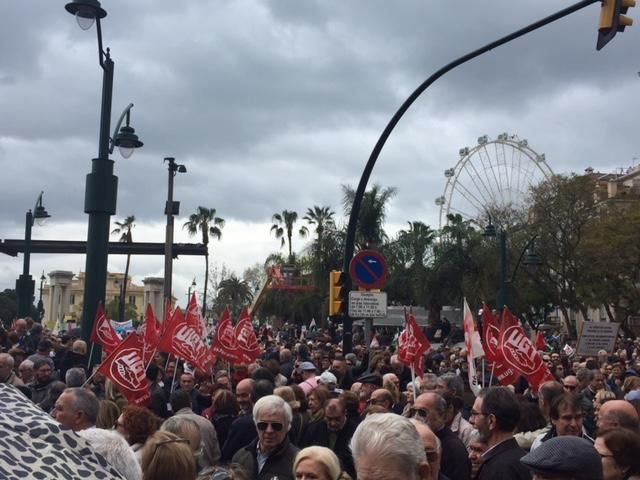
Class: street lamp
16,192,51,318
187,277,196,304
483,217,542,311
37,272,46,322
164,157,187,311
65,0,144,363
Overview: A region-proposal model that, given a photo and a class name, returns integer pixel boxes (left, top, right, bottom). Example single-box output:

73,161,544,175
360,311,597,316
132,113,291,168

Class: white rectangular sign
348,291,387,318
576,321,620,356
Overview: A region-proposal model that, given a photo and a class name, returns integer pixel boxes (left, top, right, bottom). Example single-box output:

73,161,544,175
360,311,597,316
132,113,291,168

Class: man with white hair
52,387,99,431
0,353,23,386
232,395,299,480
78,428,142,480
351,412,431,480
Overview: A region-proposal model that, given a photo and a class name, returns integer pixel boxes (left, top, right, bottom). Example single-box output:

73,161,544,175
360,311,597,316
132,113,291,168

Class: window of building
129,296,136,305
70,295,75,305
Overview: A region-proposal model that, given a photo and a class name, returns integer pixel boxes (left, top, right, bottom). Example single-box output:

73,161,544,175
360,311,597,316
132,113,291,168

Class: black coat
222,413,257,462
232,437,299,480
436,425,471,480
476,437,531,480
300,419,357,479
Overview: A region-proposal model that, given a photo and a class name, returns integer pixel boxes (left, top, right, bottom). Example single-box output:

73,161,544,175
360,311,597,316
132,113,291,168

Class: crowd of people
2,315,640,480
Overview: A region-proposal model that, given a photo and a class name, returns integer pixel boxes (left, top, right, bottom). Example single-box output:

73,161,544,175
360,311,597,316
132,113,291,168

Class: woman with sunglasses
232,395,299,480
293,446,352,480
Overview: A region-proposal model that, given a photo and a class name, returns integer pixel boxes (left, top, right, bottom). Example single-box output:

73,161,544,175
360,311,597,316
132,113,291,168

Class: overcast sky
1,0,638,307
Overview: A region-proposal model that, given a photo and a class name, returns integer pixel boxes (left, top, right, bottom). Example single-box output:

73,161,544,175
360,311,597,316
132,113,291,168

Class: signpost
349,291,387,318
349,249,388,289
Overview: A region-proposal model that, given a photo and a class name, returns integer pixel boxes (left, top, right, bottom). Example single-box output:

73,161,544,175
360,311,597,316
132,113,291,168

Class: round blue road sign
349,249,387,289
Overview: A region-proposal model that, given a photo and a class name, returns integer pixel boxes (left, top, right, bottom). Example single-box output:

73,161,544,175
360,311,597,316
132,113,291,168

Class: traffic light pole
341,0,598,354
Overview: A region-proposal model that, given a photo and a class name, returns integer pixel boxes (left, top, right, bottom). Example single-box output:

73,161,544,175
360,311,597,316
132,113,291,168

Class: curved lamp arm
108,103,134,154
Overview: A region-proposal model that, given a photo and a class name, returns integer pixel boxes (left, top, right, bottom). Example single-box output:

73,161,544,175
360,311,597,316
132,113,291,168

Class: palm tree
303,206,335,256
217,274,254,317
183,206,225,317
342,184,397,249
271,210,308,263
111,215,135,322
397,221,435,268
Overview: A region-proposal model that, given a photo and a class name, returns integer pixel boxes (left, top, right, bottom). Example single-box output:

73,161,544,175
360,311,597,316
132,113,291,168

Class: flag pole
482,358,485,389
488,362,496,386
411,364,417,399
87,342,95,370
145,348,157,371
81,368,99,388
170,357,180,393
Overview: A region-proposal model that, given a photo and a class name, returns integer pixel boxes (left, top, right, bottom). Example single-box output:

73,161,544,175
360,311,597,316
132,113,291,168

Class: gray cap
357,373,383,387
521,436,602,480
299,361,317,371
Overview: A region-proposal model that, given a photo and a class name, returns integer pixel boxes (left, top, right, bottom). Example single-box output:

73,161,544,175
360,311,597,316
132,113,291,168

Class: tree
528,174,598,337
342,184,397,249
217,274,254,318
183,206,225,318
0,289,17,329
111,215,135,323
303,206,335,256
271,210,308,263
105,297,139,325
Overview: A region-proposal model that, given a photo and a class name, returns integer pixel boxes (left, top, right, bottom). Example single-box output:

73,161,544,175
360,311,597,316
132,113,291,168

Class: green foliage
0,289,17,328
105,297,139,325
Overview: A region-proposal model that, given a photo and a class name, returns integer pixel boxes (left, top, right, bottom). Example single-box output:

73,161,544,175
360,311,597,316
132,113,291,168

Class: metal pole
164,158,176,313
16,210,35,318
37,273,45,322
340,0,597,354
81,21,116,367
497,230,509,311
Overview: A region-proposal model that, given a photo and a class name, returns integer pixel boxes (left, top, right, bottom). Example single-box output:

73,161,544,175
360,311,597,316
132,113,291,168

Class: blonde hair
274,386,300,410
140,431,196,480
293,446,351,480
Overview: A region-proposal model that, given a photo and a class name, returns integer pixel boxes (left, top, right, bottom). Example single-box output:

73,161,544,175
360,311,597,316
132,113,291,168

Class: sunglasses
409,407,429,418
563,384,577,390
257,421,284,432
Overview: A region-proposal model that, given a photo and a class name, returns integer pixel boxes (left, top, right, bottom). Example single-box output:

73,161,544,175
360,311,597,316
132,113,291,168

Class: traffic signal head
597,0,635,50
328,270,347,317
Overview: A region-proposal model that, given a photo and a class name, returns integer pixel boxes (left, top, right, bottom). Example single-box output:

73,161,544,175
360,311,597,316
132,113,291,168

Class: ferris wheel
435,133,554,228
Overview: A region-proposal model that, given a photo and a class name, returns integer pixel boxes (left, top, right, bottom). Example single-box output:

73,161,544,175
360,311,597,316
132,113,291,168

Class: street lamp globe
114,125,144,159
65,0,107,30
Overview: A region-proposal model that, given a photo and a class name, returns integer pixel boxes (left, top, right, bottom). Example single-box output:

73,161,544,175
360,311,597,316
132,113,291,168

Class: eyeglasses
367,399,386,406
152,438,190,457
256,421,284,432
563,384,577,390
409,407,429,418
424,448,438,462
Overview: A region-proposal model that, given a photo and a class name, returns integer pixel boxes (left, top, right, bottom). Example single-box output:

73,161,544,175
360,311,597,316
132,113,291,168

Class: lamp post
163,157,187,312
37,272,46,322
65,0,144,363
16,192,51,318
187,277,196,304
483,218,542,311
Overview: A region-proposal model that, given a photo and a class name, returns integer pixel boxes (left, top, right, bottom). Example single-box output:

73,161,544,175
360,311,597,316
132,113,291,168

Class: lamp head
523,247,542,275
33,192,51,226
483,222,497,238
178,164,187,173
114,125,144,159
65,0,107,30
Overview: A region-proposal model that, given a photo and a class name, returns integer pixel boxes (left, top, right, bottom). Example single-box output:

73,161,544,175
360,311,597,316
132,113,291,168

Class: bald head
597,399,640,433
72,340,87,355
370,389,394,411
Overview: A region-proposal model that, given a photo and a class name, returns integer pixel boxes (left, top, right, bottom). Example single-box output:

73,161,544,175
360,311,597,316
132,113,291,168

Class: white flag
463,298,482,396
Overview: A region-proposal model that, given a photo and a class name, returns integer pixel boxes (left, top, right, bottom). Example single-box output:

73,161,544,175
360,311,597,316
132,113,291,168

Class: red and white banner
234,306,260,364
498,307,553,391
158,307,215,372
211,307,242,364
463,299,483,396
97,333,150,407
481,304,520,386
141,304,158,364
185,292,207,338
90,303,122,354
398,308,431,377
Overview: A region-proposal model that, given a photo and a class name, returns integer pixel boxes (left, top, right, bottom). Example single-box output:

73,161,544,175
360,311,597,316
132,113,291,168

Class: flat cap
357,373,383,387
299,361,317,371
521,436,602,480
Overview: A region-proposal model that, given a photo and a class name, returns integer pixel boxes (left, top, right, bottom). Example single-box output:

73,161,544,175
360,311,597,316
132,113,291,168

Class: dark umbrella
0,384,123,479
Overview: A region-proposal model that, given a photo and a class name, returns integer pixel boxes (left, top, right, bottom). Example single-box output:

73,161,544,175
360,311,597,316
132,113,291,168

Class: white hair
253,395,292,429
351,413,426,478
78,428,142,480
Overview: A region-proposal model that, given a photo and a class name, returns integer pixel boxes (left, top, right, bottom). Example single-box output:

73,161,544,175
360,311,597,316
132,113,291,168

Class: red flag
160,299,172,340
397,308,431,377
185,292,206,338
498,307,554,391
535,331,546,351
97,333,150,406
157,307,214,371
90,303,122,354
234,307,260,364
481,304,520,386
141,304,158,364
211,307,242,364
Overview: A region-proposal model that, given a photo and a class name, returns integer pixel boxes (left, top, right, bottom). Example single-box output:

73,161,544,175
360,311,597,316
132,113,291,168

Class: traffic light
328,270,347,317
597,0,635,50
